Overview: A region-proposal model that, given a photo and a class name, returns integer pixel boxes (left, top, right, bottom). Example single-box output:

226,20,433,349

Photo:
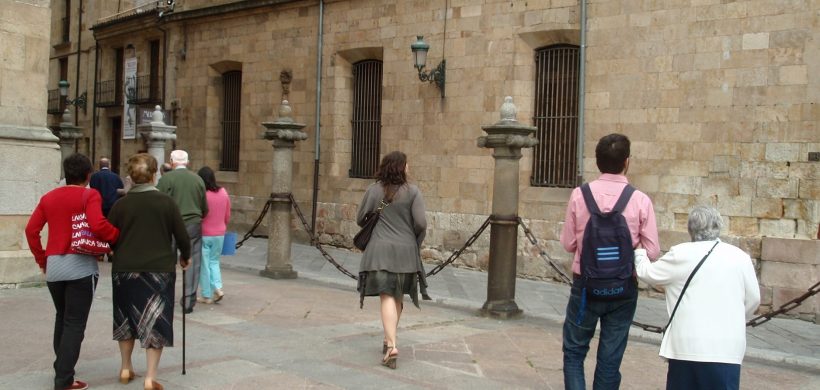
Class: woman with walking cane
107,154,191,390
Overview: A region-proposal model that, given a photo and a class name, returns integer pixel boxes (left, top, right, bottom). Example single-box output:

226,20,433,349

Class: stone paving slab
226,238,820,370
0,261,817,389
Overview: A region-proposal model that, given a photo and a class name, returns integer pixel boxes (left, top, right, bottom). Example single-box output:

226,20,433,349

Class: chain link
517,217,573,285
289,193,359,280
235,195,819,333
234,198,271,250
746,281,820,327
425,217,491,277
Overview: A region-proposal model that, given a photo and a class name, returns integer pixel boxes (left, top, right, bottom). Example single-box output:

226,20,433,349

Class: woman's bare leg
144,347,163,387
380,293,399,358
118,339,135,373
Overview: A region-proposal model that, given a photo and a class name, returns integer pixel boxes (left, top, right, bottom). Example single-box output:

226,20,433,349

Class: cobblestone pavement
0,240,816,389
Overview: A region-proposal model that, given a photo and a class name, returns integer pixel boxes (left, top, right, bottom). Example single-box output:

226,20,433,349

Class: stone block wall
759,237,819,322
163,1,818,304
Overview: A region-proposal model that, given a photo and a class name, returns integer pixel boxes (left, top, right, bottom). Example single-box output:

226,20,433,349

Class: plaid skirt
112,272,175,349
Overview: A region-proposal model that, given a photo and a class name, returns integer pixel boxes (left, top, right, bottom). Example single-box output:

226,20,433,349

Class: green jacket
157,168,208,224
108,187,190,273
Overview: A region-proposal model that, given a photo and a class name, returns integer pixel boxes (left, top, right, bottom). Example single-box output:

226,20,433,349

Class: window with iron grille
220,71,241,172
349,60,382,179
149,40,160,102
532,44,580,188
62,0,71,43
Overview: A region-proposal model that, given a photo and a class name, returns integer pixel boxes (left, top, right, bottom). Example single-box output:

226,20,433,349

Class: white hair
688,205,723,242
170,150,189,166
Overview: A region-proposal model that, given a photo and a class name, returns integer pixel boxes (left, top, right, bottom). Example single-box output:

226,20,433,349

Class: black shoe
183,306,193,314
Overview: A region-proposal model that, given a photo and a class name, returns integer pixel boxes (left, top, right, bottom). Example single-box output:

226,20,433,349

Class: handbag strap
662,240,719,334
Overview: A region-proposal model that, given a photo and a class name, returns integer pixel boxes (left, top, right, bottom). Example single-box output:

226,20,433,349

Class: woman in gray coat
357,151,429,369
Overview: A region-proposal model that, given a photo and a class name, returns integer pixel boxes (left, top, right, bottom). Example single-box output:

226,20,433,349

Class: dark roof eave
160,0,301,23
91,9,159,31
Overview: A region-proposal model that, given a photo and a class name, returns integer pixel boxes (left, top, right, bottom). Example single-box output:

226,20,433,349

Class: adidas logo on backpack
579,183,636,301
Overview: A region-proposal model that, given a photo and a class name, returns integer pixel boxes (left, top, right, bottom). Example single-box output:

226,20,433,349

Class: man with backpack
559,133,660,390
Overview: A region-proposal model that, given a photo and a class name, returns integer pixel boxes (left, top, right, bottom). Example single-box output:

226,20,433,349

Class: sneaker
64,380,88,390
213,289,225,303
197,296,214,304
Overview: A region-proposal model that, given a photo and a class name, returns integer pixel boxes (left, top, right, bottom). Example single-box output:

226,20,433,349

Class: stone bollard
260,100,308,279
138,105,176,180
56,109,84,178
477,96,538,319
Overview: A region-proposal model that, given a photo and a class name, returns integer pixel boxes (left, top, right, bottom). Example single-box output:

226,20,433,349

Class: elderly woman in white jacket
634,205,759,390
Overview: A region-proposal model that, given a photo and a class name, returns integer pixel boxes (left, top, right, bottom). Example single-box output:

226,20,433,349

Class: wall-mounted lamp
58,80,87,110
410,35,445,98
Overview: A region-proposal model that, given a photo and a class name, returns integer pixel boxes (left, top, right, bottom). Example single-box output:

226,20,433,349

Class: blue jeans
563,281,637,390
199,235,224,299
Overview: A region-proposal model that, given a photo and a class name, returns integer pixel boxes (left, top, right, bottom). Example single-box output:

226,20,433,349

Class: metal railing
220,71,242,171
60,16,70,43
47,89,62,114
532,45,580,188
125,75,161,105
95,80,121,107
349,60,382,179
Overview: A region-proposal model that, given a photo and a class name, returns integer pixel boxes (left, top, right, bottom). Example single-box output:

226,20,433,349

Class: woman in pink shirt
196,167,231,303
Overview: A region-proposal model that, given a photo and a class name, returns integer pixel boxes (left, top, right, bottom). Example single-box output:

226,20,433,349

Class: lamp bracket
417,59,446,98
66,91,88,111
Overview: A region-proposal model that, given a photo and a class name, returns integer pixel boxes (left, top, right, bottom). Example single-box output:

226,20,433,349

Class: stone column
0,0,60,286
477,97,538,318
260,100,308,279
138,106,176,177
56,109,84,177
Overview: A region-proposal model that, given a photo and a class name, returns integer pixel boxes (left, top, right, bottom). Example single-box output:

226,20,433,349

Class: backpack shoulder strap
611,184,635,214
579,183,601,215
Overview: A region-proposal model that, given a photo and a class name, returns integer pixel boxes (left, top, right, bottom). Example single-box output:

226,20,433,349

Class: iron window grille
531,44,580,188
220,71,242,172
47,89,62,114
349,60,383,179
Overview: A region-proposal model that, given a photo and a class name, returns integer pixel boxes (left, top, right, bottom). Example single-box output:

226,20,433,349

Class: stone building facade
47,0,818,318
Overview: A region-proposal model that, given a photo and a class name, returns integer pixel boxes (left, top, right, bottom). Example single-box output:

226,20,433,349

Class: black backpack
579,183,636,301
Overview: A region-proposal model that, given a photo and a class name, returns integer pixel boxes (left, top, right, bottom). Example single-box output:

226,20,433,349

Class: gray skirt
358,270,421,309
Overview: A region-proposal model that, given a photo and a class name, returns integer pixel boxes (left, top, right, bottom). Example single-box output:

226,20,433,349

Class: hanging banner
123,57,137,139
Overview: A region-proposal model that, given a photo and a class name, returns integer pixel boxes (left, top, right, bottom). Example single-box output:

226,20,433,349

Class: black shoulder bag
662,240,719,334
353,199,388,250
354,185,397,250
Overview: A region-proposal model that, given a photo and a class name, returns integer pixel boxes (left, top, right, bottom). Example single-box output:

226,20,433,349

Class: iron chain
517,217,573,285
425,217,491,277
235,195,819,333
746,281,820,327
289,193,359,280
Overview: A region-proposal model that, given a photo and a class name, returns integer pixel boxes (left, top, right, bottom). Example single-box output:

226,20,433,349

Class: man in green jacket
158,149,208,313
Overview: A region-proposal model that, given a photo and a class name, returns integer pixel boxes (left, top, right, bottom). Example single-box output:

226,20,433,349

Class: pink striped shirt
202,187,231,237
560,174,660,274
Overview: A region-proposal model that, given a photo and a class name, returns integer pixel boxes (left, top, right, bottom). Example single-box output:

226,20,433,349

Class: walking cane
182,267,187,375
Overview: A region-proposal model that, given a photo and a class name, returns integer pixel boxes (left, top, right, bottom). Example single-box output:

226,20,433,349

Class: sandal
382,345,398,369
119,368,136,384
382,341,388,354
144,380,164,390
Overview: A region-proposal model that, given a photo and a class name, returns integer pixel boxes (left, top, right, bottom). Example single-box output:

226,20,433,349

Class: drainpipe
310,0,324,237
91,43,99,161
74,0,83,127
576,0,587,185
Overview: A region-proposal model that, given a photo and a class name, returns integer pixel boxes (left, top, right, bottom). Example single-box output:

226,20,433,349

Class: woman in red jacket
25,153,119,390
